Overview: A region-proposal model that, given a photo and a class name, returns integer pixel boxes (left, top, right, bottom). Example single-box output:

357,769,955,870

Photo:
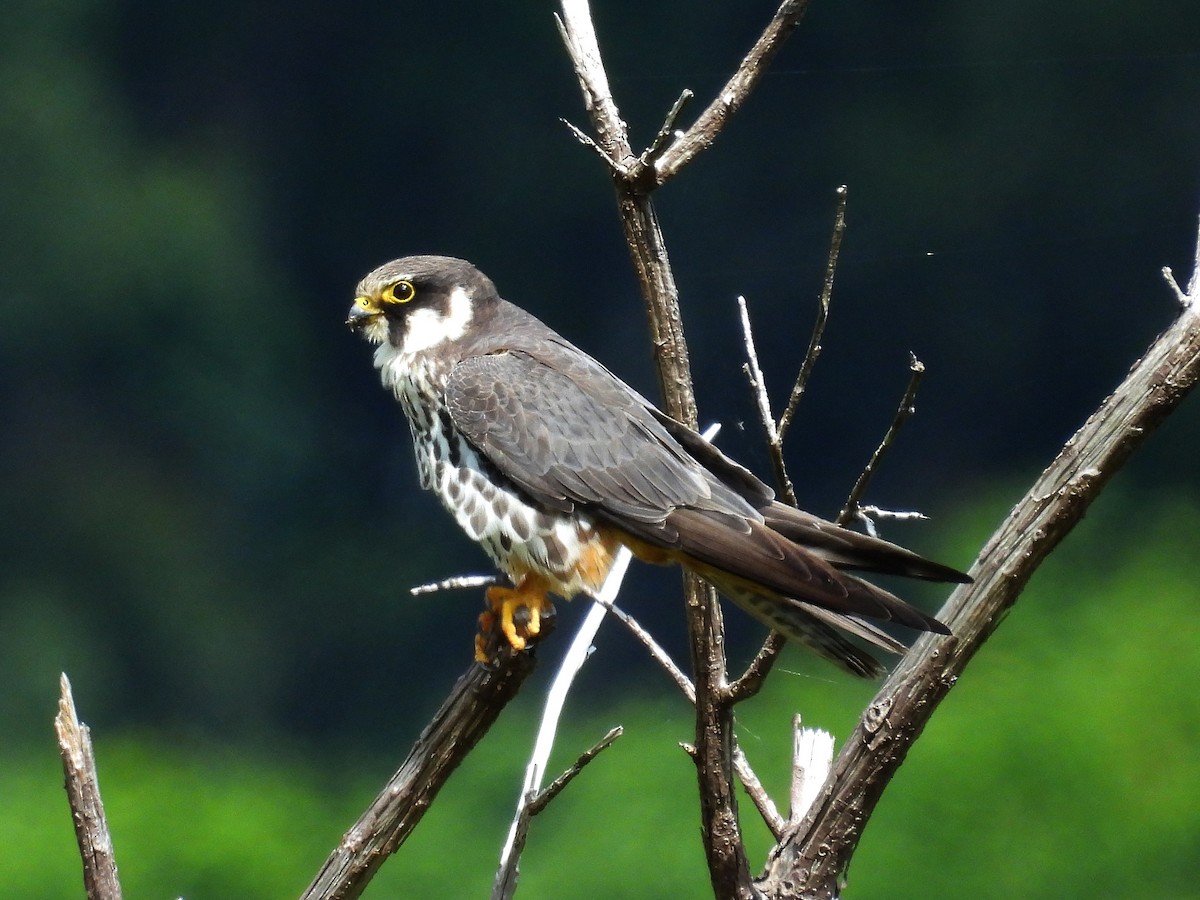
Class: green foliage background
1,0,1197,896
3,493,1198,897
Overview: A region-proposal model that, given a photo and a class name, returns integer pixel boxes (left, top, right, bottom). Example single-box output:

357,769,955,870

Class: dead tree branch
837,353,926,528
493,726,623,900
759,218,1200,898
778,185,847,442
301,650,537,900
652,0,812,184
56,674,124,900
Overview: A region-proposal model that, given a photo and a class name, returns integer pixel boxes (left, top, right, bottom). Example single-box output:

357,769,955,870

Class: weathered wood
56,674,124,900
301,650,536,900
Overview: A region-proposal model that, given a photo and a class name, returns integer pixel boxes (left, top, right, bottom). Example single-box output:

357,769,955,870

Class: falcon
347,255,968,676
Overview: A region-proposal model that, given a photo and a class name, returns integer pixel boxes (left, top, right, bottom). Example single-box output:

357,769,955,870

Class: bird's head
347,255,498,354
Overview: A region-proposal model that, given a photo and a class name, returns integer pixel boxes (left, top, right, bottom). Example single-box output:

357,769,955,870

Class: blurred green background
2,0,1197,896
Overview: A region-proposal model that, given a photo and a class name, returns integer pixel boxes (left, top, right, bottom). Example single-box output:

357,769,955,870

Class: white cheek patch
400,286,474,355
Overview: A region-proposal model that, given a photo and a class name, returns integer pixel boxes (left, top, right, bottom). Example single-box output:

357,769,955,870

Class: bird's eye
383,280,415,304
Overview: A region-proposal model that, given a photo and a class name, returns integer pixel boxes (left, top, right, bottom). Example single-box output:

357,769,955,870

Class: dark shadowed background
2,1,1198,896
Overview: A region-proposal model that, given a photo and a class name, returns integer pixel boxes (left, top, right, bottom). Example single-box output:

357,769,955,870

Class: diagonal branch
759,218,1200,898
492,726,623,900
836,352,926,527
301,649,537,900
739,295,797,507
778,185,847,441
653,0,812,184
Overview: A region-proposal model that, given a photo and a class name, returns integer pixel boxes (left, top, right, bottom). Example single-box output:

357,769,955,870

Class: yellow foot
475,582,556,661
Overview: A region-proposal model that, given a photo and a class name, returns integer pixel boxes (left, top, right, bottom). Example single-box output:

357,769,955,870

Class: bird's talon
479,583,554,659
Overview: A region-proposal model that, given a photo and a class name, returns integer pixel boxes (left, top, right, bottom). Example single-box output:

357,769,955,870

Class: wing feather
444,351,736,524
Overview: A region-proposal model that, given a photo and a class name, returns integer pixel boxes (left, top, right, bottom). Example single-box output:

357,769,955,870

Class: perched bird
347,256,968,676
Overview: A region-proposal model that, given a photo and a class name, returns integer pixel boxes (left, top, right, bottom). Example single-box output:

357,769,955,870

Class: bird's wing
444,349,746,526
445,349,951,634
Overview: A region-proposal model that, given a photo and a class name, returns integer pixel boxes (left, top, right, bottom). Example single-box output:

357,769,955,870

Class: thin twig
852,506,927,538
1163,266,1188,306
738,296,797,506
640,89,694,168
56,674,123,900
837,353,926,527
733,745,787,840
594,595,696,702
597,595,785,839
1163,218,1200,306
529,726,624,814
493,727,624,900
728,632,788,703
778,185,847,441
560,118,625,176
410,574,496,596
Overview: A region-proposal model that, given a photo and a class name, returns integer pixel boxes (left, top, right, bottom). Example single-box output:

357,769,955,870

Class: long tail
698,571,903,677
665,504,969,676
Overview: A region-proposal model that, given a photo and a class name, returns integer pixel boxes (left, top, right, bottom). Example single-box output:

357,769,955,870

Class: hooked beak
346,297,377,330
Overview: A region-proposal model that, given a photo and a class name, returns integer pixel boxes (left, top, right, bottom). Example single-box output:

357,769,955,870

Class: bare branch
410,574,495,596
778,185,847,440
529,725,624,815
641,89,694,167
734,745,787,840
654,0,812,184
56,674,123,900
738,296,797,506
302,649,537,900
558,3,813,894
837,353,926,527
493,727,623,900
761,232,1200,896
559,7,746,882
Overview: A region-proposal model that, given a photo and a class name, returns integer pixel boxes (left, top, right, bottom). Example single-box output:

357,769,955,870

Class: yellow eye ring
382,280,415,304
